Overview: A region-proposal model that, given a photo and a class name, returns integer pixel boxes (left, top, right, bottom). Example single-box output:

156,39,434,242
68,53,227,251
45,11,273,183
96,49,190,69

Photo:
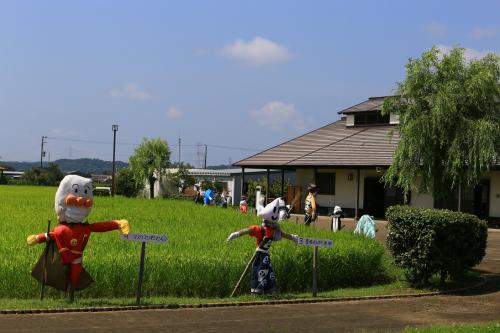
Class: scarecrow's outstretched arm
27,232,55,245
226,228,251,241
281,231,300,244
90,220,129,234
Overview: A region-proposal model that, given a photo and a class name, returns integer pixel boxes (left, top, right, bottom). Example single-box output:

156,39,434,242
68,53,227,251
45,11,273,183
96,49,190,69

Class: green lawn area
401,321,500,332
0,185,483,310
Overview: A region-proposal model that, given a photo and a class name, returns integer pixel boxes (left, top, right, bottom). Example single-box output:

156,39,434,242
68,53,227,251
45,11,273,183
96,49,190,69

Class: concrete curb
0,277,489,315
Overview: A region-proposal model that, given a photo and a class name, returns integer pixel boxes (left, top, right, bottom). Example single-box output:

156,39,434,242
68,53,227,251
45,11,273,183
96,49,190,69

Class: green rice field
0,185,395,299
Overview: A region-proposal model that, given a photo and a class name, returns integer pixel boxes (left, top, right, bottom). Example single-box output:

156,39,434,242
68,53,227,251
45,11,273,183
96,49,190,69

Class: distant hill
3,158,128,174
206,164,234,170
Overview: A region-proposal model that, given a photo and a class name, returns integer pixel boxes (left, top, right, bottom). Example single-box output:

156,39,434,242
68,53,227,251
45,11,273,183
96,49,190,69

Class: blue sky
1,0,499,167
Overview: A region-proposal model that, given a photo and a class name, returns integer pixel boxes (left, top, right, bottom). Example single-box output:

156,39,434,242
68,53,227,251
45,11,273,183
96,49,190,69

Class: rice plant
0,185,394,298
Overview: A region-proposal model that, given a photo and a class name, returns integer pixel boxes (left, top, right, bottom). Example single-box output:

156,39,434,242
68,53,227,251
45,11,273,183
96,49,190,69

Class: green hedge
385,205,487,285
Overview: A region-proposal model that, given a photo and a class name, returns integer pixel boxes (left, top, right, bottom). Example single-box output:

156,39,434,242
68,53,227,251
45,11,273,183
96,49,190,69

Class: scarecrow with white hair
227,198,299,294
27,175,130,300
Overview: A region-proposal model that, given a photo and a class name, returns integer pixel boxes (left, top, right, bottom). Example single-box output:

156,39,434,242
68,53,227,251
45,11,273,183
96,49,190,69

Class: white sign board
296,237,333,248
121,233,168,244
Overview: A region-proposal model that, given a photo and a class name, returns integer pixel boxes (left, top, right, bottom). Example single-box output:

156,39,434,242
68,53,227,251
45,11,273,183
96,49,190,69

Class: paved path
2,218,499,333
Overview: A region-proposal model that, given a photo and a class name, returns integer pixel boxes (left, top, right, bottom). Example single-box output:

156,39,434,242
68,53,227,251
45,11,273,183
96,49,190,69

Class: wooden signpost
40,218,51,300
296,237,333,297
122,232,168,305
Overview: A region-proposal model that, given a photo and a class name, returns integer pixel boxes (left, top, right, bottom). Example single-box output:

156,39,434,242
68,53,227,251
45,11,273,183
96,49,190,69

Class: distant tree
170,161,195,169
116,167,142,197
269,178,291,199
167,165,196,193
129,137,170,199
0,163,14,171
0,161,11,185
382,46,500,200
45,163,65,185
22,163,64,186
200,179,215,191
246,177,267,207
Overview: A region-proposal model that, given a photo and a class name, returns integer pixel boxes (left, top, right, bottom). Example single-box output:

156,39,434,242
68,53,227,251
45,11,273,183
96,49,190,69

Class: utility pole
178,137,181,167
204,144,207,169
40,136,47,169
111,125,118,197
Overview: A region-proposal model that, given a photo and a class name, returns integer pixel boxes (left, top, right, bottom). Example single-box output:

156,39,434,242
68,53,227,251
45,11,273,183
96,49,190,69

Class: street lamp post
111,125,118,197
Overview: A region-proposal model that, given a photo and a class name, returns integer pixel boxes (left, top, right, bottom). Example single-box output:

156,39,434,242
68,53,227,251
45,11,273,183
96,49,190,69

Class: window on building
354,112,390,126
316,172,335,195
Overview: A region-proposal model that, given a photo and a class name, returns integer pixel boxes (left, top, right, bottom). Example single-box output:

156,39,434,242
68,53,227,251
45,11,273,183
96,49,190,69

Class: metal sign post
296,237,333,297
40,218,51,300
122,233,168,305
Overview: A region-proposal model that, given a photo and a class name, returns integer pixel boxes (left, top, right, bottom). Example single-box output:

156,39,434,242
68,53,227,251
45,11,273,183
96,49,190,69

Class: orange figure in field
239,196,248,214
27,175,129,299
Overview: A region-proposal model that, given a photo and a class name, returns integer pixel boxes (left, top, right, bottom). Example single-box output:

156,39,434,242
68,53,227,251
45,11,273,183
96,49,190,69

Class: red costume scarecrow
27,175,129,298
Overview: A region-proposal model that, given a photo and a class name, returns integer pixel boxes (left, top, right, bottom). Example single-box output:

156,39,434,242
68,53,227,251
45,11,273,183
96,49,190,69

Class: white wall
346,115,355,126
296,168,500,218
296,169,315,211
409,192,433,208
490,171,500,217
409,176,434,208
295,168,383,211
331,169,356,208
390,112,400,124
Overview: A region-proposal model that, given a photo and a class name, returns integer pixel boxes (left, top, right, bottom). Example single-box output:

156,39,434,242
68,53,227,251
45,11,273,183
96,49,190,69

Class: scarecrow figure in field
227,198,299,294
203,188,215,206
239,195,248,213
331,205,343,232
354,214,376,238
304,184,318,226
26,175,130,300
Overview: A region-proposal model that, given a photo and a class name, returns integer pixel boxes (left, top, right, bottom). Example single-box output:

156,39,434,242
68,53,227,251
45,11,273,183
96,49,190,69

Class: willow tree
382,46,500,201
129,137,170,198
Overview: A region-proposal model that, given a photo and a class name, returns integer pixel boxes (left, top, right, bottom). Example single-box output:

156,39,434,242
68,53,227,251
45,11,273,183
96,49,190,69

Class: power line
47,136,261,151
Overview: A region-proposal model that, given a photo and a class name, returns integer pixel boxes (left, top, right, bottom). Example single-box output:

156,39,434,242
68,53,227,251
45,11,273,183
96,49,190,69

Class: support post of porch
281,169,285,198
355,168,360,220
266,168,270,204
241,167,245,196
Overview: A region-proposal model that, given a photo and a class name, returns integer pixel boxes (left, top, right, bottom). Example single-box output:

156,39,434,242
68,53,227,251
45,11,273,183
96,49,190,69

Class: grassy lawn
401,321,500,332
0,264,482,310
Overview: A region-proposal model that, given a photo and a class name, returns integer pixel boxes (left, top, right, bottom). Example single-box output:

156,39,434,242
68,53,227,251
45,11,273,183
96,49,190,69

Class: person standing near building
304,184,317,226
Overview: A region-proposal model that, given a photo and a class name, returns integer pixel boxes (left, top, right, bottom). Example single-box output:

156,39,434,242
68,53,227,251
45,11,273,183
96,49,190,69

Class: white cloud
223,37,292,66
109,83,154,100
166,107,183,120
469,27,499,40
250,101,305,132
436,44,498,62
422,22,448,36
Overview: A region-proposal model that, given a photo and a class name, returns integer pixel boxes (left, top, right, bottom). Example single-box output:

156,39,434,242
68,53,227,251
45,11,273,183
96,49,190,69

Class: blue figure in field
354,214,376,238
204,188,215,206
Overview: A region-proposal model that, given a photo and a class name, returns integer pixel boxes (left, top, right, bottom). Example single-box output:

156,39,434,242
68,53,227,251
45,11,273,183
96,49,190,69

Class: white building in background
149,168,296,205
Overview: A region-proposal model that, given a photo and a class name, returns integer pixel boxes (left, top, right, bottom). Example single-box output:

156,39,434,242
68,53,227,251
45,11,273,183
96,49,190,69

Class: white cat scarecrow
226,198,299,294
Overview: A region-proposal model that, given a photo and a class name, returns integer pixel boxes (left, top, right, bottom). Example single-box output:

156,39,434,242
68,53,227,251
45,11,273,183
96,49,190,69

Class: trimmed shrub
116,167,142,197
386,205,487,285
